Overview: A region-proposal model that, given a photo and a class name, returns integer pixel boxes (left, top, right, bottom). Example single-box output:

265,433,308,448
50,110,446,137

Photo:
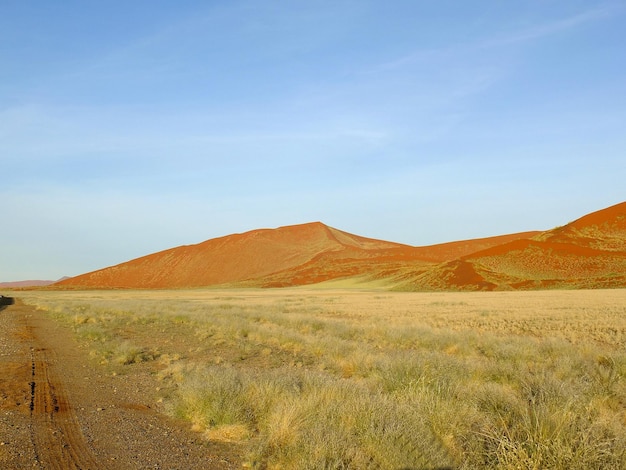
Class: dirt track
0,301,241,469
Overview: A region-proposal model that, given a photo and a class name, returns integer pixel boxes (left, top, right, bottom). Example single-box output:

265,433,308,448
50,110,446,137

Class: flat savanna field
15,288,626,469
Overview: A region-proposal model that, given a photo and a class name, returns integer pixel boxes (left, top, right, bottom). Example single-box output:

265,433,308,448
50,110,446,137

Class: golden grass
16,288,626,469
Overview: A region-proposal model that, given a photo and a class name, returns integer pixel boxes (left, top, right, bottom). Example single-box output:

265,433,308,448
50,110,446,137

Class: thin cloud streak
375,4,621,72
480,4,620,47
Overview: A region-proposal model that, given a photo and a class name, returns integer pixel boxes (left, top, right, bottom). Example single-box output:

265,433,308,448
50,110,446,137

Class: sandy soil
0,300,241,469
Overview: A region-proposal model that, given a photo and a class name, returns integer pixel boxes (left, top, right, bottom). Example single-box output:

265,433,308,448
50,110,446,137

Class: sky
1,0,625,281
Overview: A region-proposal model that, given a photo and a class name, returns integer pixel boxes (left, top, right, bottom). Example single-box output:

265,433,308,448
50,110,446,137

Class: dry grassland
17,288,626,469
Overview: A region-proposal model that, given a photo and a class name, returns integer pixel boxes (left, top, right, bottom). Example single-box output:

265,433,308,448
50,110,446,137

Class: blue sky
2,1,625,281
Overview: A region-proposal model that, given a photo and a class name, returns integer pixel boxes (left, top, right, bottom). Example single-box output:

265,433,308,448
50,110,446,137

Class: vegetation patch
21,288,626,469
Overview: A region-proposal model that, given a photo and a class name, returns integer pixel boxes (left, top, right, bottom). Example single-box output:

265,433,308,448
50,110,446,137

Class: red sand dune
56,202,626,291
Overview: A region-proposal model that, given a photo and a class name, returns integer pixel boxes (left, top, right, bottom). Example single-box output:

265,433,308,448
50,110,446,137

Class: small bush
114,342,159,365
163,365,456,469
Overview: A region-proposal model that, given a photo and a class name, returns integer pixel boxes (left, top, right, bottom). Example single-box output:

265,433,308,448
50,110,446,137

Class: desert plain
1,287,624,469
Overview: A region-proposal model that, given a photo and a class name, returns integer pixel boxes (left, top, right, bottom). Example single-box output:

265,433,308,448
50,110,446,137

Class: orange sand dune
56,202,626,291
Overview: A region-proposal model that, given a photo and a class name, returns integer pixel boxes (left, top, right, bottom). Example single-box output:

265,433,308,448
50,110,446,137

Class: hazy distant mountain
0,277,69,288
55,202,626,291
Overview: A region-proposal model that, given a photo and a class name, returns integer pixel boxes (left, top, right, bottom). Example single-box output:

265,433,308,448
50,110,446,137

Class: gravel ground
0,301,242,469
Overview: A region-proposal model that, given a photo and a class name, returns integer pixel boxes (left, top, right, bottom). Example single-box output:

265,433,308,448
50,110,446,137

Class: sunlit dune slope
396,201,626,291
255,231,539,287
533,200,626,251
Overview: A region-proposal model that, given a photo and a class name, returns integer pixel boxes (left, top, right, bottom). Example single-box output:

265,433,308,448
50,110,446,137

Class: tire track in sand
21,314,103,470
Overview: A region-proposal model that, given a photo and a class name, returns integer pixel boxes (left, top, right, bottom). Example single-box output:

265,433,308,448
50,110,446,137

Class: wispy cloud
480,4,620,47
374,4,621,72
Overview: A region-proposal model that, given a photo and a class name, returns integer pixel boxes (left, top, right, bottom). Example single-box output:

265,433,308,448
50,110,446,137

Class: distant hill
0,278,68,288
55,202,626,291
